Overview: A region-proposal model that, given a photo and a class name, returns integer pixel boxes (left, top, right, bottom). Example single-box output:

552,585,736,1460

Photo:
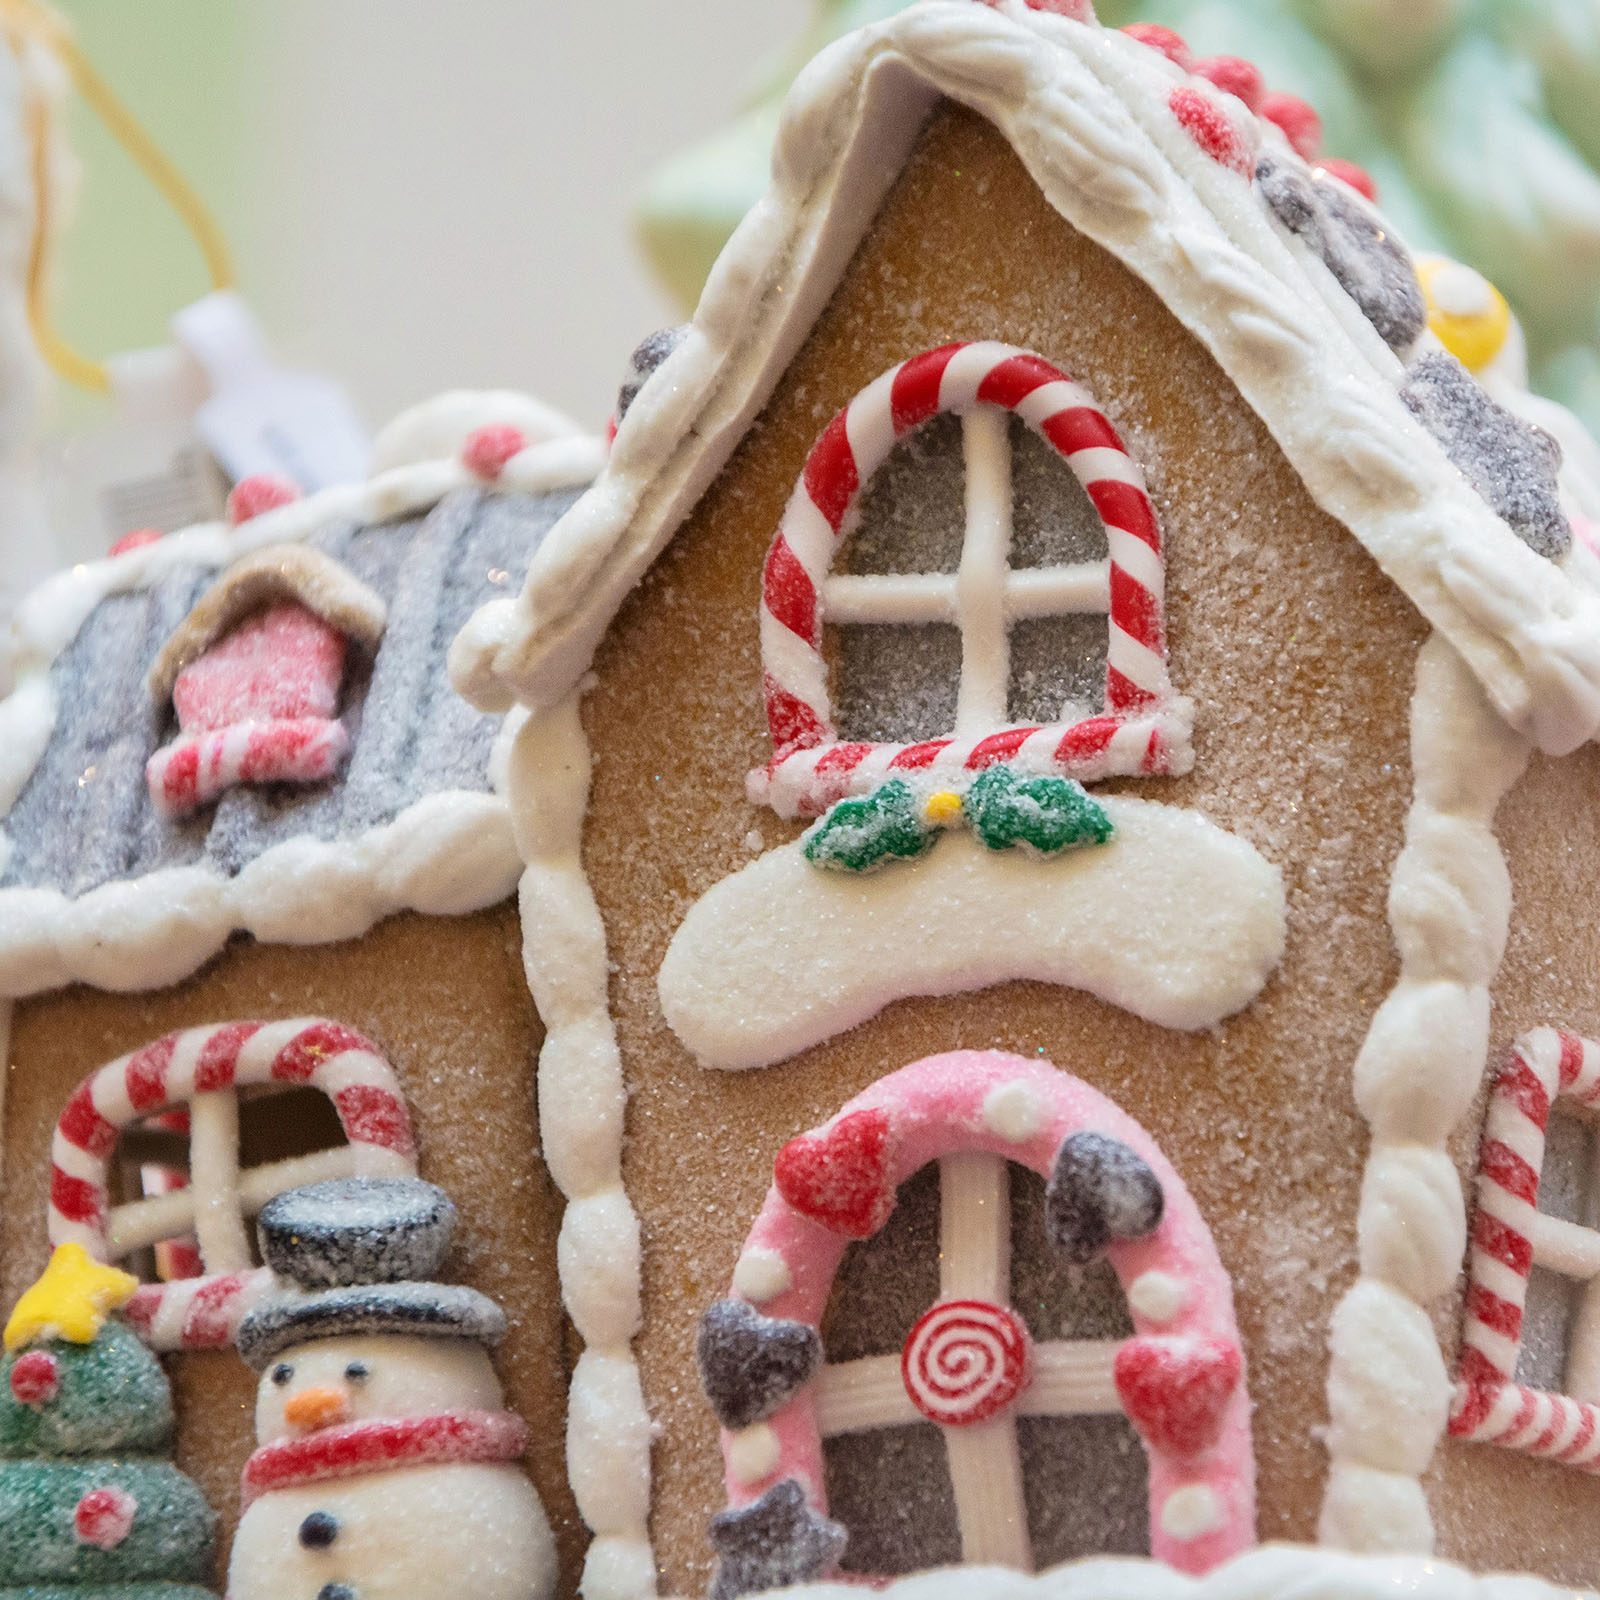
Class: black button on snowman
226,1177,555,1600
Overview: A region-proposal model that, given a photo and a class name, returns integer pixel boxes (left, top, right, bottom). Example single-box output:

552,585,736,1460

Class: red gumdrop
774,1107,896,1240
1315,157,1378,202
227,473,301,526
1169,87,1255,178
9,1349,60,1406
462,423,528,481
1121,23,1192,69
1192,55,1265,112
1260,92,1323,160
109,528,163,557
1114,1335,1242,1457
74,1486,138,1549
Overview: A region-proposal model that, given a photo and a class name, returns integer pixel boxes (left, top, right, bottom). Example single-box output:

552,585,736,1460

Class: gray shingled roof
1,485,581,898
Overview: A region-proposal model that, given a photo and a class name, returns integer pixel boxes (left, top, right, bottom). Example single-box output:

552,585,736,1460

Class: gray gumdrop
697,1299,823,1432
616,325,688,423
1257,157,1426,355
1044,1131,1164,1266
708,1477,847,1600
1401,350,1571,560
257,1177,457,1290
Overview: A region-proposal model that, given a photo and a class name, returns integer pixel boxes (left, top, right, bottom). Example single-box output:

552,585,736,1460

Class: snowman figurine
227,1178,556,1600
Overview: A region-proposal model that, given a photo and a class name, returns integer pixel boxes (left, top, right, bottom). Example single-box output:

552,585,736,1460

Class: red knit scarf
240,1409,529,1507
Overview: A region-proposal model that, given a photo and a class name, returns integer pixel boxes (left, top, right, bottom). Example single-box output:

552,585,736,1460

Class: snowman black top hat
237,1176,505,1369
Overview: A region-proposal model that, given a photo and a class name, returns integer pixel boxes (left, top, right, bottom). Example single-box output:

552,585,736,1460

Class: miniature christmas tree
0,1244,216,1600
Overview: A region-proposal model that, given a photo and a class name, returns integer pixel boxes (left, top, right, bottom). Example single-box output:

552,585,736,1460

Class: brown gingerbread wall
578,104,1444,1593
0,906,581,1591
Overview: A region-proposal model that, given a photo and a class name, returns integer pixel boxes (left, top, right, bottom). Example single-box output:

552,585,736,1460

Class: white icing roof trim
0,409,602,1001
772,1544,1583,1598
451,0,1600,758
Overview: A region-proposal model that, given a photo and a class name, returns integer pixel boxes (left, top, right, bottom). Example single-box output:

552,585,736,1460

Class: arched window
698,1053,1252,1595
1453,1027,1600,1466
48,1018,417,1350
749,343,1190,819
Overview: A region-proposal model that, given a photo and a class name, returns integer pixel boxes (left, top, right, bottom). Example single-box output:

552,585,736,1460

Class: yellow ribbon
0,0,235,393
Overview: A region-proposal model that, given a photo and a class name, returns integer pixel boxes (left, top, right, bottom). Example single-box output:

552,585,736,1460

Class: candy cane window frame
1452,1027,1600,1467
48,1018,417,1351
748,343,1192,820
713,1053,1254,1577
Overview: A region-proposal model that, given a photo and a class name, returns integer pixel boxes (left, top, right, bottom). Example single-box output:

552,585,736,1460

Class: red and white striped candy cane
50,1018,417,1352
751,342,1185,818
1451,1027,1600,1468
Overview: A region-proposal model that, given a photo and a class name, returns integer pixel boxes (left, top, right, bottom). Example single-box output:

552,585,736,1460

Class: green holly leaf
803,780,935,873
965,767,1114,856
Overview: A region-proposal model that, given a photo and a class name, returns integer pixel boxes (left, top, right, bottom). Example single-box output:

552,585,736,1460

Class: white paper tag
173,290,370,491
42,344,228,564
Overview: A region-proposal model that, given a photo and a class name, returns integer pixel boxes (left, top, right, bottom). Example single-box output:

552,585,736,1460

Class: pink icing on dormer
144,545,386,818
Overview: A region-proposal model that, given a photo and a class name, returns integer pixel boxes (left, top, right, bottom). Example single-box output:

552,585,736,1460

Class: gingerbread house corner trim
451,0,1600,759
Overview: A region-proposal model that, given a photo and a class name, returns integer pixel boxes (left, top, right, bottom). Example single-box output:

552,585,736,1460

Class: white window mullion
944,1417,1032,1568
1001,562,1111,620
954,407,1014,734
823,572,960,626
185,1091,252,1273
1017,1339,1124,1415
940,1153,1011,1301
816,1354,923,1436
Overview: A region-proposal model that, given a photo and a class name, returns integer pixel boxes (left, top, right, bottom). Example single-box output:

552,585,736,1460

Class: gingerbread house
0,394,602,1580
451,2,1600,1595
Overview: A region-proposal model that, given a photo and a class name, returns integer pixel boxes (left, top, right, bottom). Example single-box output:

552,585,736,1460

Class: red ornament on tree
1260,92,1323,160
1316,157,1379,202
226,473,301,527
1191,55,1265,112
8,1349,59,1406
109,528,163,558
1122,23,1192,69
73,1484,138,1550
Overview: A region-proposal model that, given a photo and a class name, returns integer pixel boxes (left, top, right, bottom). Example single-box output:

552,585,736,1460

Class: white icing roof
451,0,1600,757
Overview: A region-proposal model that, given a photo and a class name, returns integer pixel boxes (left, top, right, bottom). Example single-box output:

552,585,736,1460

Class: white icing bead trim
982,1081,1043,1143
1320,635,1532,1553
726,1423,781,1487
508,697,654,1600
1159,1485,1224,1541
731,1247,792,1304
451,1,1600,763
0,418,600,1002
1128,1271,1187,1326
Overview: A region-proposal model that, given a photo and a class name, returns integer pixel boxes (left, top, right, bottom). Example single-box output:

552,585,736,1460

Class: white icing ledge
452,0,1600,758
1319,634,1531,1552
0,789,520,999
769,1544,1581,1598
660,800,1285,1072
509,696,655,1600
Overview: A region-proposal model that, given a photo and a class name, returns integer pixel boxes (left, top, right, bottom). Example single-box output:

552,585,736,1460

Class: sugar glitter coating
697,1300,822,1432
1400,351,1571,560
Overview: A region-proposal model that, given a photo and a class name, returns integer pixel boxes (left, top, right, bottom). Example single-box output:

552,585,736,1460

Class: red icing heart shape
1113,1335,1241,1458
774,1108,895,1240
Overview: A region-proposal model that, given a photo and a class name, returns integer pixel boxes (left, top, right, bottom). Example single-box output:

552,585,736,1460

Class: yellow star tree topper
3,1242,139,1351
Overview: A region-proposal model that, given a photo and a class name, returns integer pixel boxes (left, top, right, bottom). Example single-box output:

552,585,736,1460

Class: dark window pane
831,623,961,745
1539,1113,1596,1227
1020,1413,1149,1564
824,1165,941,1363
1011,1166,1135,1342
1516,1265,1580,1392
1010,417,1108,569
840,413,966,577
1008,614,1107,727
824,1424,961,1576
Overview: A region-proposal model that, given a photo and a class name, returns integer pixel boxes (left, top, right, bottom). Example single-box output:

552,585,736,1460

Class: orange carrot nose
282,1385,350,1432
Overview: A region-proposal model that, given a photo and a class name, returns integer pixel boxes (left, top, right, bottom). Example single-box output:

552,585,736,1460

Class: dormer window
749,343,1190,820
145,544,386,817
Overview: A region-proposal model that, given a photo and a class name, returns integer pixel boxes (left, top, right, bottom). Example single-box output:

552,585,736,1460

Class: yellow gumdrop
924,790,963,825
4,1243,139,1351
1418,256,1511,374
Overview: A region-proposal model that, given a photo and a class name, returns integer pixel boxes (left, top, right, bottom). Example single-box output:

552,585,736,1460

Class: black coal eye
343,1361,369,1383
271,1363,294,1386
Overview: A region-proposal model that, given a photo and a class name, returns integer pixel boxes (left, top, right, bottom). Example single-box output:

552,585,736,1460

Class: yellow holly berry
924,790,963,825
4,1243,139,1351
1417,256,1512,374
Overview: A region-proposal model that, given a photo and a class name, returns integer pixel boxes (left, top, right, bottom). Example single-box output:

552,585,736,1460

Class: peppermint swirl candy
901,1299,1032,1427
